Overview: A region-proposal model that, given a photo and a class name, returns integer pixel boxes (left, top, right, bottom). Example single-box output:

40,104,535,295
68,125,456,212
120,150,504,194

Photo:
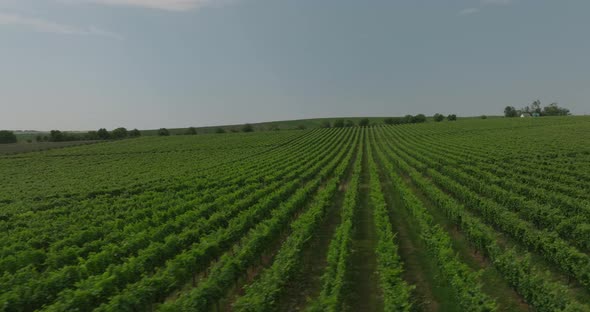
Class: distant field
0,141,98,155
1,116,589,311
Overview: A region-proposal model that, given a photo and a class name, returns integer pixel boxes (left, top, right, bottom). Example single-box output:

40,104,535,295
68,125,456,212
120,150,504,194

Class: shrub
129,129,141,137
434,113,444,122
358,118,370,127
158,128,170,136
185,127,197,135
412,114,427,123
111,127,128,139
0,130,17,144
242,124,254,132
447,114,457,121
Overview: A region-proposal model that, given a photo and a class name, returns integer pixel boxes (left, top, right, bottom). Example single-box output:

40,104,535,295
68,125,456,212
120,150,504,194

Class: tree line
36,128,142,142
504,100,570,117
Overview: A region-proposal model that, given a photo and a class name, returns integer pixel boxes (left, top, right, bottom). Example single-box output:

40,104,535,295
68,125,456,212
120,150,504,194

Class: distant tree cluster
0,130,17,144
384,114,427,125
35,127,142,142
433,113,457,122
331,119,362,128
504,100,570,117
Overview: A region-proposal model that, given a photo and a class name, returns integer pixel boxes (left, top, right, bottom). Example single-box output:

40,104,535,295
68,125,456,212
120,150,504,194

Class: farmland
1,116,590,311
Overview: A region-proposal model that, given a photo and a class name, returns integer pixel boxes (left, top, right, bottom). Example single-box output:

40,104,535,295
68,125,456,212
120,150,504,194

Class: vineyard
1,116,590,311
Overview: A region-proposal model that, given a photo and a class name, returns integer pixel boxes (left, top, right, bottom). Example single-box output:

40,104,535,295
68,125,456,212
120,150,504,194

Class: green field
1,116,590,311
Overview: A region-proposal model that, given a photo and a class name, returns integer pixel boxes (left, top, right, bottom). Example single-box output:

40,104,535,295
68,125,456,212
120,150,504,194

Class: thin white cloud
458,8,481,16
481,0,512,5
0,11,122,39
62,0,230,11
459,0,513,16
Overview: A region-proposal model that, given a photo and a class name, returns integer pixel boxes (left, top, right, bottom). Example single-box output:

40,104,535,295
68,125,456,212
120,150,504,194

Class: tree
412,114,427,123
185,127,197,135
543,102,570,116
333,119,345,128
531,100,542,115
320,120,331,128
0,130,17,144
49,130,64,142
215,127,226,134
85,131,99,140
358,118,370,127
384,118,394,125
242,124,254,132
404,115,414,124
447,114,457,121
481,115,488,119
433,113,444,122
129,129,141,138
97,128,110,140
111,127,128,139
504,106,517,118
296,124,306,130
158,128,170,136
35,135,43,142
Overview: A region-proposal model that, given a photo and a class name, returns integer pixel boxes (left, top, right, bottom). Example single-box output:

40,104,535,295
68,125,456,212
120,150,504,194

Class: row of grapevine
385,126,590,251
158,130,359,311
370,128,497,312
375,126,589,311
44,129,357,312
366,134,414,311
381,126,590,290
308,130,364,312
0,129,348,310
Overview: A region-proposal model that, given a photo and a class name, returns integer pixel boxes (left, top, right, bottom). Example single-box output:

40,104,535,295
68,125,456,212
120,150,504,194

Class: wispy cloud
0,11,122,39
61,0,231,12
458,0,513,16
481,0,512,6
458,8,481,16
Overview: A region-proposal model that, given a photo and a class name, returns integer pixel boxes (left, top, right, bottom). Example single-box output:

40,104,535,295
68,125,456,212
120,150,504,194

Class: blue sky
1,0,589,130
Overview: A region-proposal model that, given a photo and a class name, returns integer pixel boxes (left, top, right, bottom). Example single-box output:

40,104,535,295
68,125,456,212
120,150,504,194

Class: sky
1,0,589,130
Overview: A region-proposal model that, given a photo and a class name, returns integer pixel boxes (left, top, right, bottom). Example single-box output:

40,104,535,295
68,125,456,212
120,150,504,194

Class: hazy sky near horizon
1,0,589,130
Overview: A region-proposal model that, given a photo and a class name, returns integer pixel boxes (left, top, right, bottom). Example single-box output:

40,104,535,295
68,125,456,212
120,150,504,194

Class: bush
111,127,128,139
0,130,17,144
97,128,110,140
185,127,197,135
345,120,354,127
49,130,64,142
215,127,226,134
296,124,306,130
333,119,345,128
481,115,487,119
412,114,427,123
433,113,444,122
358,118,370,127
242,124,254,132
158,128,170,136
447,114,457,121
320,121,331,128
129,129,141,138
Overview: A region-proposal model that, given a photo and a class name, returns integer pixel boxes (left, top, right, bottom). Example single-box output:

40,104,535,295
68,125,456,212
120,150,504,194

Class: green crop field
1,116,590,312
